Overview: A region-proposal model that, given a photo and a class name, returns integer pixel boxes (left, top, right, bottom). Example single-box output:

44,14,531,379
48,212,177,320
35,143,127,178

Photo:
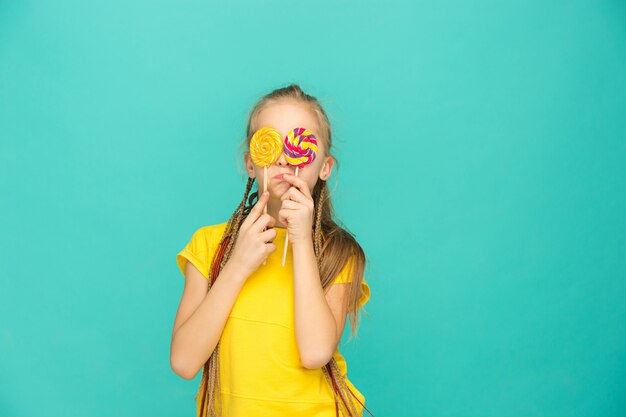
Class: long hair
196,84,374,417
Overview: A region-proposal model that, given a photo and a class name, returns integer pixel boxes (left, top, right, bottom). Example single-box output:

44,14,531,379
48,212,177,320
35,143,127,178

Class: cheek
300,173,319,192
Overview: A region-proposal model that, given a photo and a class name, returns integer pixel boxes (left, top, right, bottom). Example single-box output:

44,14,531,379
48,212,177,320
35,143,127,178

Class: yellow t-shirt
176,221,371,417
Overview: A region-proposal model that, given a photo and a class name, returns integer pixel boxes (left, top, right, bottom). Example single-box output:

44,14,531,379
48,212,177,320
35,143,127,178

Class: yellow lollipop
250,126,283,168
250,126,283,199
249,126,283,265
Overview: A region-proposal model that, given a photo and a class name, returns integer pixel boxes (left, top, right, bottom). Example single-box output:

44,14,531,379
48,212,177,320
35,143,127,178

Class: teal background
1,1,625,416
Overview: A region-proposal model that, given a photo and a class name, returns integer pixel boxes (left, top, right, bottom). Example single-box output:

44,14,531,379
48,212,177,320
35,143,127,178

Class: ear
244,152,257,179
319,155,334,181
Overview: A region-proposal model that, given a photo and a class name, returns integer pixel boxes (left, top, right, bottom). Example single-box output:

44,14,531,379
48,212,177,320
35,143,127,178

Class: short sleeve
176,226,214,280
331,256,371,309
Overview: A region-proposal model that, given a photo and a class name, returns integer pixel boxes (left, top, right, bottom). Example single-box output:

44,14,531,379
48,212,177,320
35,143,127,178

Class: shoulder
184,222,228,251
191,221,229,245
332,255,356,284
195,221,228,236
330,254,371,309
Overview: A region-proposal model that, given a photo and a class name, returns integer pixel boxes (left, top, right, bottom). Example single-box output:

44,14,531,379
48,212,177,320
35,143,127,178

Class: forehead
255,99,321,142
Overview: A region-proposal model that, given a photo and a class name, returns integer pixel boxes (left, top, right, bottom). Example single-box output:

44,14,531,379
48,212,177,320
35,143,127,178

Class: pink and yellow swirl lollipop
282,127,318,267
283,127,318,170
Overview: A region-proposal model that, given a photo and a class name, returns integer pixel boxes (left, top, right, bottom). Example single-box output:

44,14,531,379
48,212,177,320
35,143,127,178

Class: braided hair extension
315,182,363,417
315,181,375,417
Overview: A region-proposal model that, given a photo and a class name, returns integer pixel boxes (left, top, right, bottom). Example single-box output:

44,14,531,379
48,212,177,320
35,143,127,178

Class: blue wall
1,1,625,416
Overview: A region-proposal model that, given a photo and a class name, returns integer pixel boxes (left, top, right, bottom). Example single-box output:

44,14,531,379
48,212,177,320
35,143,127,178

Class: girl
170,84,374,417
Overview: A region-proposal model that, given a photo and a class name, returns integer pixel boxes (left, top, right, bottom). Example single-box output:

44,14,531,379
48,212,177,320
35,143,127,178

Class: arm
292,238,349,369
170,191,276,379
277,173,349,369
170,261,248,380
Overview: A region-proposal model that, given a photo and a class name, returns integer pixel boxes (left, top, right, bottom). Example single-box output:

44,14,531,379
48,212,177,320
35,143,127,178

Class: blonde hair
196,83,373,417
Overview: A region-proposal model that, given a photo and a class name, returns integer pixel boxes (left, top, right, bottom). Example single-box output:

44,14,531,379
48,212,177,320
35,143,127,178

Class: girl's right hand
227,191,277,279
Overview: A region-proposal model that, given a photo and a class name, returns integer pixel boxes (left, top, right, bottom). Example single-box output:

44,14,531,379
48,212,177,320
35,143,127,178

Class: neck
266,195,287,228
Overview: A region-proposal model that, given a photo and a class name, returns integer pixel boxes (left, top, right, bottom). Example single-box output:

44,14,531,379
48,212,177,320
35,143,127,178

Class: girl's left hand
278,173,314,245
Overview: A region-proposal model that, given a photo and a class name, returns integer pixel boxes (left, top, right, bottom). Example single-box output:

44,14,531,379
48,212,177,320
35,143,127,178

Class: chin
272,185,290,198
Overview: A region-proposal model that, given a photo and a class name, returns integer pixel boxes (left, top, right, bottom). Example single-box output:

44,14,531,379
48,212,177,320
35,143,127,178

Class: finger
241,191,269,230
282,174,312,199
278,207,297,225
254,212,276,233
265,242,277,255
280,199,300,210
280,187,292,201
260,226,277,243
281,186,310,205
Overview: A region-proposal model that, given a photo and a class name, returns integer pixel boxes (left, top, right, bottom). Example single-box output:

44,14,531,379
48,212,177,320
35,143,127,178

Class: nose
275,152,289,167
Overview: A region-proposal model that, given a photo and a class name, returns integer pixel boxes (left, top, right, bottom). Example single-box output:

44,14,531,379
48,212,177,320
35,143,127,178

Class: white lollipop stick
263,165,268,266
263,165,268,214
281,166,299,267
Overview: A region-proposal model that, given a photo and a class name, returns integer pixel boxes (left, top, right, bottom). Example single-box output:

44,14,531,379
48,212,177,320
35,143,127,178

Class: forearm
292,238,337,369
170,262,248,379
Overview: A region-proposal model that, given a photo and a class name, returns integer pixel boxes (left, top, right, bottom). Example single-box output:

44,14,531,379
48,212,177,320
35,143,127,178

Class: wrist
291,235,314,251
222,260,249,284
